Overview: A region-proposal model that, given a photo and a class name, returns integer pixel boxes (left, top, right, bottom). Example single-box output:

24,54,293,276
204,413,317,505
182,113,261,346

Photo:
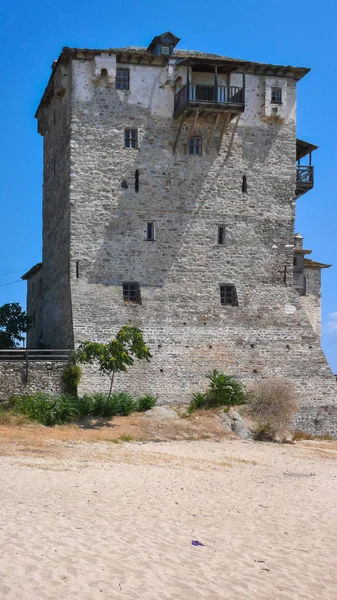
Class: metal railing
296,165,314,185
174,83,244,114
0,349,71,362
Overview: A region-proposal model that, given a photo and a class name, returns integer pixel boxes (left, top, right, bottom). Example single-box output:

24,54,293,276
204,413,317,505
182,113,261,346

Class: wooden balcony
174,83,245,117
296,165,314,196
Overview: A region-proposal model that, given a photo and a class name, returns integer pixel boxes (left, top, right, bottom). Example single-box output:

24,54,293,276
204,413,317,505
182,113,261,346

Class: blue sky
0,0,336,369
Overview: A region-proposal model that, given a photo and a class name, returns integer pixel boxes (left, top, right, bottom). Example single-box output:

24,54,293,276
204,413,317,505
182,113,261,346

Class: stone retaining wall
0,362,65,400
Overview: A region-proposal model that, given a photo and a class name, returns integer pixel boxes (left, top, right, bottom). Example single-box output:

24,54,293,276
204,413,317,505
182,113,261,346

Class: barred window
116,68,129,90
271,87,282,104
123,282,141,304
124,129,138,149
189,136,202,155
220,284,238,306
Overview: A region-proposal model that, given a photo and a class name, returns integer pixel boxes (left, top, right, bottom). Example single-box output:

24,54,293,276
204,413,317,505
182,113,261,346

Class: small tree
74,326,152,398
0,303,29,349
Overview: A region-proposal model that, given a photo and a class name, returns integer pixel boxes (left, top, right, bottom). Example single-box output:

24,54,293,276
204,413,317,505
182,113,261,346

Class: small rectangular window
271,87,282,104
189,136,202,155
218,226,225,245
220,284,238,306
123,282,141,304
124,129,138,149
116,68,129,90
146,222,154,241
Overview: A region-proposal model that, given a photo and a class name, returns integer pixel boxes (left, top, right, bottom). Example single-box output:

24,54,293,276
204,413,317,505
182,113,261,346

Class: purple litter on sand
192,540,205,547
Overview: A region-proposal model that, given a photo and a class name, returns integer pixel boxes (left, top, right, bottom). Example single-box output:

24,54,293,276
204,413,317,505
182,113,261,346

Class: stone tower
26,32,336,433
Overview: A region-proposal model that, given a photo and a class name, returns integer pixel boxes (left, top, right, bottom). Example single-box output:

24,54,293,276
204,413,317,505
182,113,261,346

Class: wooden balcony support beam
173,110,187,153
186,109,199,153
217,113,231,154
208,113,220,152
225,114,241,161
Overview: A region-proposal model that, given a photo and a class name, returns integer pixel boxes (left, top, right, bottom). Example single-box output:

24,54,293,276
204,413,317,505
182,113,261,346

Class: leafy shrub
207,370,246,407
62,364,82,395
11,390,156,426
188,371,245,413
188,392,208,414
247,379,299,440
136,394,157,412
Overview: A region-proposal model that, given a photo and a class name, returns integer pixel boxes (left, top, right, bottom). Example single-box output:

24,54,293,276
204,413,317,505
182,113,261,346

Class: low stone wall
1,360,337,438
0,362,65,400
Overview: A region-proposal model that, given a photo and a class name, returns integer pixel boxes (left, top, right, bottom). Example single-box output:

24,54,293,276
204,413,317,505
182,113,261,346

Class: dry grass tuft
0,409,31,427
247,379,299,440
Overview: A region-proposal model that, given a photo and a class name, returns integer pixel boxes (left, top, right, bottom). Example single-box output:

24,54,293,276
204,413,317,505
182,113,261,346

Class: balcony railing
296,165,314,195
174,83,245,116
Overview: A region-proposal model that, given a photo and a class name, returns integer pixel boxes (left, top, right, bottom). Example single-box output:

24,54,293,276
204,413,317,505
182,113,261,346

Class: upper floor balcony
295,139,318,197
173,58,245,118
174,83,245,117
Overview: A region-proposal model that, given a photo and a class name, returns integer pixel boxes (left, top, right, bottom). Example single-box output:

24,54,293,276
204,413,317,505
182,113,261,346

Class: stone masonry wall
32,53,336,436
0,362,65,400
40,63,74,349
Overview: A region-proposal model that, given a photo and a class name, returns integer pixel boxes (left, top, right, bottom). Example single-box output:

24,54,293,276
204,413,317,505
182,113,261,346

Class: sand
0,432,336,599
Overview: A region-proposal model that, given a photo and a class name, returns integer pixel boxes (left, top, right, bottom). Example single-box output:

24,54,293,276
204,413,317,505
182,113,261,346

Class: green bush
10,390,156,426
188,371,245,414
62,364,82,395
136,394,157,412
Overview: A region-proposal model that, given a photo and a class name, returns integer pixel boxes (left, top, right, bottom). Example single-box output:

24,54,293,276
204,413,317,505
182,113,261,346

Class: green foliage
0,303,29,349
188,371,245,414
74,326,152,397
62,364,82,395
253,422,274,441
188,392,208,414
135,394,157,412
10,390,156,426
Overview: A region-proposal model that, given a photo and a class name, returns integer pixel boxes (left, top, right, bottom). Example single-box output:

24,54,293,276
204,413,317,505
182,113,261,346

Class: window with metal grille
146,222,154,240
271,87,282,104
123,282,141,304
189,136,202,155
220,284,238,306
124,129,138,149
116,68,129,90
218,226,225,245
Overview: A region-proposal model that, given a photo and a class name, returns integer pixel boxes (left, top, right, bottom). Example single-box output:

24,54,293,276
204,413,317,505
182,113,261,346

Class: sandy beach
0,426,336,600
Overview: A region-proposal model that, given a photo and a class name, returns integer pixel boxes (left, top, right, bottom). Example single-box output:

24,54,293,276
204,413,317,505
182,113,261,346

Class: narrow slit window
284,265,287,284
116,68,129,90
271,87,282,104
123,282,141,304
75,261,79,279
220,284,238,306
189,136,202,155
218,226,225,245
242,175,247,193
146,222,154,241
124,129,138,149
135,169,139,192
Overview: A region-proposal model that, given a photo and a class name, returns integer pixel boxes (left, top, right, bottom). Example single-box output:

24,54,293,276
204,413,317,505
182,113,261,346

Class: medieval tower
24,32,336,432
